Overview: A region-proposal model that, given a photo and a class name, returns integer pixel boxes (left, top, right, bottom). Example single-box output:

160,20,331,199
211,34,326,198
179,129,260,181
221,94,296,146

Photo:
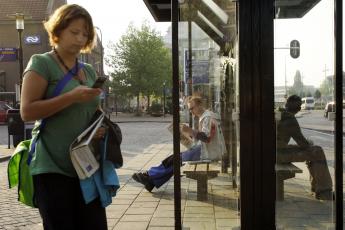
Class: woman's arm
20,71,102,122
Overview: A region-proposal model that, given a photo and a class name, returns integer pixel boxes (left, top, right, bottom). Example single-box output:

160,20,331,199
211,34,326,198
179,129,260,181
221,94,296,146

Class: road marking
309,135,332,142
303,128,335,138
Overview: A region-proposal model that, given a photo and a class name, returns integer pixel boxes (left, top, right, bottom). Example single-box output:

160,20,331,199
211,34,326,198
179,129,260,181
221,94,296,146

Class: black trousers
33,173,107,230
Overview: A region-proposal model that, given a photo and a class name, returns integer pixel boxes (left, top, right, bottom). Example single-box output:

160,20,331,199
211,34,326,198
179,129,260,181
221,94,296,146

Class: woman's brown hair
44,4,95,53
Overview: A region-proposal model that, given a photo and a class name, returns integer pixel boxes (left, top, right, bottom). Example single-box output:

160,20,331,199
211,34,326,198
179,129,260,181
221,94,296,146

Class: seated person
132,96,226,192
277,95,333,200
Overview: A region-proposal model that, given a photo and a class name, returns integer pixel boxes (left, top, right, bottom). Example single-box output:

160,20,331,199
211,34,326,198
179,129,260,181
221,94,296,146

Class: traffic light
290,40,300,59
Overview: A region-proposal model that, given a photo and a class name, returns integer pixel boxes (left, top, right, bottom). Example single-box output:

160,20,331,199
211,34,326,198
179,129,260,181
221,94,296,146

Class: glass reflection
274,0,335,228
179,0,240,229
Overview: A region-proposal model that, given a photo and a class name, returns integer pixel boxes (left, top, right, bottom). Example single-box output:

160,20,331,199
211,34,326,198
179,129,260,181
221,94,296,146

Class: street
298,110,345,173
117,122,172,159
0,121,173,159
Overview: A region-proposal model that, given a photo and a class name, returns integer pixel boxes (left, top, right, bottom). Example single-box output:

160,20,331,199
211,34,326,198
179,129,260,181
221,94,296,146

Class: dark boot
315,190,334,201
132,172,155,192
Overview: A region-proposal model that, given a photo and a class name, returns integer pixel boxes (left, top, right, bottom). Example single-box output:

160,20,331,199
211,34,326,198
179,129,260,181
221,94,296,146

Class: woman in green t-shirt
20,4,107,230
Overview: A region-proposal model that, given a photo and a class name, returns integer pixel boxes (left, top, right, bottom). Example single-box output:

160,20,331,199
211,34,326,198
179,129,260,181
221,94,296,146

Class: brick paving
0,160,42,230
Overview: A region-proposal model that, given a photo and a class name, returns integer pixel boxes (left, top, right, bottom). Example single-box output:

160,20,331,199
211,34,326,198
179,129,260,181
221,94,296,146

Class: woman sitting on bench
132,96,226,192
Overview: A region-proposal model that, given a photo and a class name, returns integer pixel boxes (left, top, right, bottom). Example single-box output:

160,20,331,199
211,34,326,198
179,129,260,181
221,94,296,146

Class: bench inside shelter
183,160,220,201
276,163,303,201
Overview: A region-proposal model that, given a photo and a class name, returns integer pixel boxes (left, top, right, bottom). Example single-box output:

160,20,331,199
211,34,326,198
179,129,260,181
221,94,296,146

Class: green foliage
106,22,172,112
319,78,332,99
288,70,304,97
314,89,321,100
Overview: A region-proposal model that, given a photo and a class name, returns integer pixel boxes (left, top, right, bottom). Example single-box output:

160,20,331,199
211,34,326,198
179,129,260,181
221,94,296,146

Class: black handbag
90,110,123,168
102,115,123,168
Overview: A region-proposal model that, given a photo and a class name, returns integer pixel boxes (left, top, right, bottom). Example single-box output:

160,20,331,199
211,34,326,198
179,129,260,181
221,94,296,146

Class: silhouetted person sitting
132,96,225,192
277,95,333,200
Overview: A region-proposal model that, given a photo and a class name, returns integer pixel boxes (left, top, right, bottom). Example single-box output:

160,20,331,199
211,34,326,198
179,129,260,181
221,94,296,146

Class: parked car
324,100,345,118
324,102,335,118
0,101,13,123
301,97,315,110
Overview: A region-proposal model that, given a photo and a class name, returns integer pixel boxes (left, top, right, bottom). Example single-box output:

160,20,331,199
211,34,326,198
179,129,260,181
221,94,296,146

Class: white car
324,101,335,118
301,97,315,110
324,101,345,118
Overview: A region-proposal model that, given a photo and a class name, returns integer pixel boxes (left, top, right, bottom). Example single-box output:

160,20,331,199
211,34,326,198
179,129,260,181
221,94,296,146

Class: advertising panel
0,48,17,62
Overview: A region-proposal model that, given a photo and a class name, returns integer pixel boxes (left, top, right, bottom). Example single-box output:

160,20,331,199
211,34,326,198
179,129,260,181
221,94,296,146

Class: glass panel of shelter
274,0,335,228
178,1,240,229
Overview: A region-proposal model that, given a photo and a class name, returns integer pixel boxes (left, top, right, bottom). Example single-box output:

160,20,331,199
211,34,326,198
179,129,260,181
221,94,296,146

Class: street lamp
94,26,107,109
94,26,104,76
7,13,30,96
16,13,24,89
163,81,166,117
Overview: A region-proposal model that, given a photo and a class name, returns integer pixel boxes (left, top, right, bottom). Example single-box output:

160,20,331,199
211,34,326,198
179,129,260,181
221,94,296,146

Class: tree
288,70,304,97
319,77,332,101
314,89,321,100
106,22,172,114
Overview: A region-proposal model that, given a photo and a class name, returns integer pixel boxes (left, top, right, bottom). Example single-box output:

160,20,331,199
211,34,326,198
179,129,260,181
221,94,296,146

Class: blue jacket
79,132,120,207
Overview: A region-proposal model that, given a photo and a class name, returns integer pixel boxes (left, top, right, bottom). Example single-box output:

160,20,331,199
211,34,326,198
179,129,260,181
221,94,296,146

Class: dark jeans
277,145,332,193
33,173,107,230
148,145,202,188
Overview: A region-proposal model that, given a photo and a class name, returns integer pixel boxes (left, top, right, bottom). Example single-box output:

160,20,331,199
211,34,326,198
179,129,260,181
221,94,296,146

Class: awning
143,0,236,50
275,0,322,18
143,0,321,52
143,0,322,21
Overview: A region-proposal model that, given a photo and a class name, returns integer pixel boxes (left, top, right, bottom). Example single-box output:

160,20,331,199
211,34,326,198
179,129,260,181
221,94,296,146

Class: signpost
24,35,41,45
0,48,17,62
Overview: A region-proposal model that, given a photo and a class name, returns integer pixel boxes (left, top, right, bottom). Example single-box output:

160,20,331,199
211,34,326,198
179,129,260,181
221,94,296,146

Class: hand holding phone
92,76,107,88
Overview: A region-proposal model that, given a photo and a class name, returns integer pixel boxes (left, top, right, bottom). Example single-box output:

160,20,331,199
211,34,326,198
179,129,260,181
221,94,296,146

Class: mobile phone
92,77,107,88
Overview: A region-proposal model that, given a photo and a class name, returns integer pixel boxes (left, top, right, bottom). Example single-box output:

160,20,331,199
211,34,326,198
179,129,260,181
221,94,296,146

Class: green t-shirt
24,52,100,177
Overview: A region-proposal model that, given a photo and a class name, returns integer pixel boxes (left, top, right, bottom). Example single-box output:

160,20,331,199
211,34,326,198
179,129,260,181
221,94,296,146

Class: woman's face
57,18,89,54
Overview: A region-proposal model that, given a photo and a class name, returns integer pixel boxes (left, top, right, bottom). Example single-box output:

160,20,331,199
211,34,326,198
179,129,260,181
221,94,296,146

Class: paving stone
183,213,214,218
113,221,149,230
149,217,174,227
148,227,174,230
120,214,151,222
153,210,175,218
216,218,240,228
182,221,216,230
125,207,156,215
184,206,214,214
131,201,159,208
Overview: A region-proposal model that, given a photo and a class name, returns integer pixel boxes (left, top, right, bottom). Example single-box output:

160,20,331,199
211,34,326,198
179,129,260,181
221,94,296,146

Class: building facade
0,0,103,100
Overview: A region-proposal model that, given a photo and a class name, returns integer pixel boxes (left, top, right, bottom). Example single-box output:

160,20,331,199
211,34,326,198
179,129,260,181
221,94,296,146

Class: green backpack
7,62,85,208
7,140,35,207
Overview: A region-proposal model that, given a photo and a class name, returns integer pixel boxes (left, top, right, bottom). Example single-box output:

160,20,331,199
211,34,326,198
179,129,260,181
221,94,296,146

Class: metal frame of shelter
143,0,343,229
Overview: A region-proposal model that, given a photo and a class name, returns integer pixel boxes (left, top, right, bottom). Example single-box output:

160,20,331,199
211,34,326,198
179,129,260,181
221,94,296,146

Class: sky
274,0,344,87
67,0,343,88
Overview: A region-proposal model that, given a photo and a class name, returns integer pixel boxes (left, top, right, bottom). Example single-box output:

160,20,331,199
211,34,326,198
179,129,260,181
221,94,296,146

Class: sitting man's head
285,95,302,114
188,96,205,117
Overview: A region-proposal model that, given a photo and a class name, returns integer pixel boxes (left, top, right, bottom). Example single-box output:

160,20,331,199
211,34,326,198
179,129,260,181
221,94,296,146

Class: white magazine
70,113,104,179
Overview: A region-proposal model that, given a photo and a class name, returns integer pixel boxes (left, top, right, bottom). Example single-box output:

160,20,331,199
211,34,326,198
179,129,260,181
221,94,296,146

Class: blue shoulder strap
27,62,85,164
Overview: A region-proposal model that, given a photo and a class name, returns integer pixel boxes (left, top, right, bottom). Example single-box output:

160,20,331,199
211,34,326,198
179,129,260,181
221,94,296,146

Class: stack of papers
167,122,193,149
70,114,104,179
